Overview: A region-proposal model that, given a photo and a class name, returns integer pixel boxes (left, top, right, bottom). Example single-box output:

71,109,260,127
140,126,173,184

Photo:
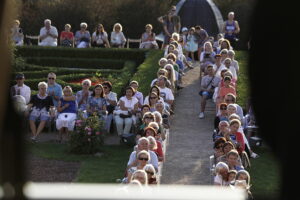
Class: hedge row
130,50,163,96
24,57,125,70
27,60,137,96
13,64,121,79
16,46,147,65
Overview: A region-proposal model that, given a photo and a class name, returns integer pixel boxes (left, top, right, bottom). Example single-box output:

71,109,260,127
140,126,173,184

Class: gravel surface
27,154,81,182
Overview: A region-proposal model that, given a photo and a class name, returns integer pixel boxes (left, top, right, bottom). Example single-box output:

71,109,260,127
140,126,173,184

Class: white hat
181,27,188,32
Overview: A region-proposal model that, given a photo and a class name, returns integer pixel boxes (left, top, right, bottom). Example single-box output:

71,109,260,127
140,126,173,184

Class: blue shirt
59,97,77,114
87,96,106,114
47,83,62,107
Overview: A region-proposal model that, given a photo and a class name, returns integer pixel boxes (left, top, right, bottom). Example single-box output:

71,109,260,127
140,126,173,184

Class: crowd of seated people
12,18,163,49
11,9,260,192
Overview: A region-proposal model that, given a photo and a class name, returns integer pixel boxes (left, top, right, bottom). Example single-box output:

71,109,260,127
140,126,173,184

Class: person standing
223,12,240,48
10,73,31,105
38,19,58,46
158,5,181,49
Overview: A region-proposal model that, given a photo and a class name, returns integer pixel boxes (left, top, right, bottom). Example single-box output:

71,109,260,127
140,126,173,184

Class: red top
153,140,164,162
218,86,236,98
60,31,74,40
235,131,245,154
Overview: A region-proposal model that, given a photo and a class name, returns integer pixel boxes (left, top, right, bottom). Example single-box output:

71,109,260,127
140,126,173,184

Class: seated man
127,137,159,172
39,19,58,46
199,65,220,119
157,75,174,110
10,73,31,105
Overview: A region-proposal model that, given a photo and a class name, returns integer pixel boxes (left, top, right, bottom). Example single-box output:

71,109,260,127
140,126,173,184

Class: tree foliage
17,0,176,39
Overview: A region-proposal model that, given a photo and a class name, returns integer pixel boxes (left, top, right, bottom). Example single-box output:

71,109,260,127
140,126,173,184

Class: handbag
119,111,132,119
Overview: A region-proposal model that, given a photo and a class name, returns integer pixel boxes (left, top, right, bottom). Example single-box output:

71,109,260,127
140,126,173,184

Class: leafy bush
130,50,163,96
68,111,105,154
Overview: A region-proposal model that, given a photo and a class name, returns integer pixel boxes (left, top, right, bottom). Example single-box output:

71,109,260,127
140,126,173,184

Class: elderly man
39,19,58,46
10,73,31,104
46,72,62,107
127,137,159,172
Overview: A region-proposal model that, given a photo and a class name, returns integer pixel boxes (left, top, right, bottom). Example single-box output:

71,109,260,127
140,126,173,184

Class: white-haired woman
76,79,92,116
214,162,229,186
56,86,77,143
111,23,126,48
75,22,91,48
143,164,157,185
131,170,148,186
127,150,150,183
26,82,54,142
164,64,176,92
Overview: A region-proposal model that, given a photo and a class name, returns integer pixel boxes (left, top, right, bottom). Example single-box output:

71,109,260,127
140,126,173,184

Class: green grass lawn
28,142,132,183
236,51,281,198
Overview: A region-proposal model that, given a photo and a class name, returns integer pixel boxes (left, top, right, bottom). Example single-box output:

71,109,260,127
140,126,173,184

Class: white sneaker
250,152,259,158
199,112,204,119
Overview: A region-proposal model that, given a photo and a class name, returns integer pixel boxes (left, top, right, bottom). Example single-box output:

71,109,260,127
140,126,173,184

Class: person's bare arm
234,21,240,34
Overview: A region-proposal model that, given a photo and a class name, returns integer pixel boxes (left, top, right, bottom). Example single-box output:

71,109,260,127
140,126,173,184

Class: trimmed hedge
13,65,121,79
16,46,147,65
130,50,163,96
24,57,125,70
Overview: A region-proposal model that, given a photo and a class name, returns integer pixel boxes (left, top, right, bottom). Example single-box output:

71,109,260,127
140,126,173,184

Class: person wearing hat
10,73,31,104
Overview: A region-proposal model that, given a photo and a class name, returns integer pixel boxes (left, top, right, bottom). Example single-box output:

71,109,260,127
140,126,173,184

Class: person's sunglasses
146,171,154,175
216,145,223,149
220,107,227,110
145,117,154,120
138,157,148,161
48,77,55,80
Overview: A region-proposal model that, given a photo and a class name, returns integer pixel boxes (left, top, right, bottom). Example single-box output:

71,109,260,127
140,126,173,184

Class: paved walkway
160,63,215,185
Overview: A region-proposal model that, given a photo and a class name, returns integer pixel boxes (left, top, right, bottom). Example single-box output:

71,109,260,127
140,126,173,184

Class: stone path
160,63,215,185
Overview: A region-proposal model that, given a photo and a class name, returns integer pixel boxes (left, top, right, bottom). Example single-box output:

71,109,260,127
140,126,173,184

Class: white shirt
119,96,138,110
111,31,126,45
105,92,117,106
12,84,31,104
92,31,108,44
39,26,58,46
127,150,159,171
159,87,174,102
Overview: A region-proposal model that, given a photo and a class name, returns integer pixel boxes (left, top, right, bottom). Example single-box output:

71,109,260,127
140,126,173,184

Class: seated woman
60,24,74,47
200,41,216,73
150,68,169,87
148,92,160,112
214,162,229,186
164,64,177,93
148,121,165,142
76,79,92,116
135,112,156,139
214,103,229,131
102,81,117,133
228,119,245,154
86,84,107,119
114,86,138,136
74,22,91,48
140,24,158,49
143,164,158,184
56,86,77,143
129,81,143,109
91,24,110,48
212,137,227,165
127,150,150,184
134,104,151,132
217,76,236,105
155,101,170,130
130,170,148,186
11,20,24,46
110,23,126,48
144,85,165,105
146,130,164,162
213,121,230,142
25,82,54,142
158,57,168,69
